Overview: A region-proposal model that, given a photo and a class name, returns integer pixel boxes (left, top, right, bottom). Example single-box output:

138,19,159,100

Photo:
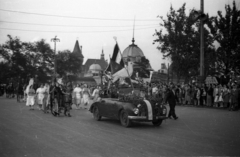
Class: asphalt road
0,96,240,157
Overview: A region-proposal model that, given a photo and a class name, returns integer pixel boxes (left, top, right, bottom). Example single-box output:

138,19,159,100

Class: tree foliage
0,35,82,84
153,4,216,79
207,1,240,74
56,50,83,77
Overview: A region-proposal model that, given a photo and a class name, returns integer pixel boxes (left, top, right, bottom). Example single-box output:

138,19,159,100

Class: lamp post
200,0,204,78
191,0,205,83
51,36,60,78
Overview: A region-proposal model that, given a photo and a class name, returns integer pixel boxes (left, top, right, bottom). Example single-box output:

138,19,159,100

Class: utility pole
51,36,60,78
167,63,169,84
200,0,204,78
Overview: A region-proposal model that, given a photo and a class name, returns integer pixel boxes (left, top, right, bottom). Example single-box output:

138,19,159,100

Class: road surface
0,96,240,157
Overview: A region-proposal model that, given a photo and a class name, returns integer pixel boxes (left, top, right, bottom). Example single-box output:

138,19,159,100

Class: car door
97,100,109,117
101,100,119,118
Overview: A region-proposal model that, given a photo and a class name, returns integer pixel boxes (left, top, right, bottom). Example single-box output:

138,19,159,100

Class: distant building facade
158,63,168,74
70,40,107,85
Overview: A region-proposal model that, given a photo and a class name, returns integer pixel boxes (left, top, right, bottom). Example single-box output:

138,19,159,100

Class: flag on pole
105,42,124,74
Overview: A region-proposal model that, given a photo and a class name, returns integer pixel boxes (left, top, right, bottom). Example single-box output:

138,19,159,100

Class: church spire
101,48,105,60
72,40,84,58
132,16,136,44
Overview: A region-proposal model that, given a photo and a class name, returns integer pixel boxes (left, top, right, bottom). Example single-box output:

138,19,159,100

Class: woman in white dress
36,84,45,110
73,84,82,109
82,84,91,109
42,83,50,113
26,85,36,110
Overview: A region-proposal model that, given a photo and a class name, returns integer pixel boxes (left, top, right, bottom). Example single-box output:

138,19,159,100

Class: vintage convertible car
89,88,168,127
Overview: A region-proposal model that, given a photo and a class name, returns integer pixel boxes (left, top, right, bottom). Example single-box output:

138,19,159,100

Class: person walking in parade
164,83,178,120
42,83,50,113
26,85,35,110
82,84,91,109
61,82,72,117
17,81,24,102
73,84,82,109
49,81,56,112
206,84,213,107
51,81,62,116
36,84,45,110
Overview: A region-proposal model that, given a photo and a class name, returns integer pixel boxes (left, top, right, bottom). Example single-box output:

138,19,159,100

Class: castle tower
100,49,105,60
72,40,84,62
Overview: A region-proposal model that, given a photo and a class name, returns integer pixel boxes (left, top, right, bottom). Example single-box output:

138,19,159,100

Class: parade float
89,39,168,127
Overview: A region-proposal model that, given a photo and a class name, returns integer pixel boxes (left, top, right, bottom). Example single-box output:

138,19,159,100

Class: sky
0,0,237,71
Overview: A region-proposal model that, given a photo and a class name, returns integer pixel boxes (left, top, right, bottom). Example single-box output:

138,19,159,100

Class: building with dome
122,38,145,64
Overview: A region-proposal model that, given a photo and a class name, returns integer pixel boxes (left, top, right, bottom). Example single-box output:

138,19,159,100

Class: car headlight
133,108,139,114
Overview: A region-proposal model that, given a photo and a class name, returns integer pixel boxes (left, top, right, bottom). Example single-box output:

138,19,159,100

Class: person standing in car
164,83,178,120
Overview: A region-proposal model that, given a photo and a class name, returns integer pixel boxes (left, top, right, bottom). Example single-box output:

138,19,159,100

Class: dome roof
89,64,101,71
122,39,144,58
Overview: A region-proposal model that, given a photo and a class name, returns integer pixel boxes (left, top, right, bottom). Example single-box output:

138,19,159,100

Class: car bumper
128,116,168,120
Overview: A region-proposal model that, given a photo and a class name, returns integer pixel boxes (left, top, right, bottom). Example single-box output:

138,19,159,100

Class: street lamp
51,36,60,78
190,0,206,82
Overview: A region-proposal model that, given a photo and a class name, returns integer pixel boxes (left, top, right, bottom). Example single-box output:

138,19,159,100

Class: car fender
89,102,100,113
116,102,135,120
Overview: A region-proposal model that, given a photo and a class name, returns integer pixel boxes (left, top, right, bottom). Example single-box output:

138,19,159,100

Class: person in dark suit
164,84,178,120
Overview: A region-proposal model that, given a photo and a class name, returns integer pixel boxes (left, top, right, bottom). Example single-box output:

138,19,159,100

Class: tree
0,35,54,83
207,0,240,75
0,35,28,82
0,35,83,83
132,57,151,78
56,50,83,77
153,4,216,80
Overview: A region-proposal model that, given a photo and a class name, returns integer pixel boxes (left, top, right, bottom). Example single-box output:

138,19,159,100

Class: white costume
26,88,35,106
82,87,90,105
73,87,82,105
36,87,45,105
26,79,35,106
43,85,50,106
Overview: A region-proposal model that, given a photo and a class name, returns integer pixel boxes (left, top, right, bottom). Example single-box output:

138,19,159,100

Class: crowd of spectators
146,81,240,111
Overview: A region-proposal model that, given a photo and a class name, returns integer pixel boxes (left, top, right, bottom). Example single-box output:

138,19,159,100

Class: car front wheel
93,106,102,121
152,119,163,126
120,110,131,127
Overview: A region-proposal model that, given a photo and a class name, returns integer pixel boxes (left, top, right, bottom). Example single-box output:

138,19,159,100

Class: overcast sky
0,0,237,70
